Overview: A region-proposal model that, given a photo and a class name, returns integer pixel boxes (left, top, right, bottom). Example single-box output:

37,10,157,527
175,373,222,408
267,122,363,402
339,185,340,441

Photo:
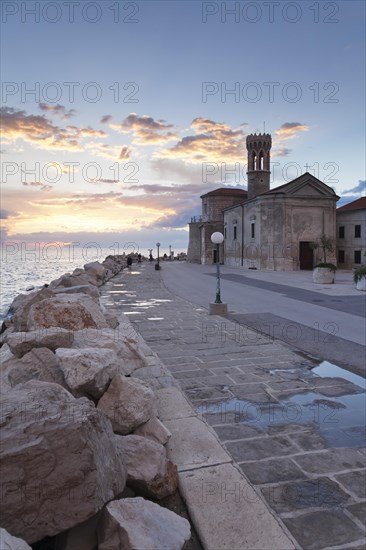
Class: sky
1,0,365,256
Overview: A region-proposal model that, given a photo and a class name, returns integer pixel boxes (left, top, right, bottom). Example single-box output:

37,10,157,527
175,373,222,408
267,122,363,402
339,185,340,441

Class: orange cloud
157,117,246,163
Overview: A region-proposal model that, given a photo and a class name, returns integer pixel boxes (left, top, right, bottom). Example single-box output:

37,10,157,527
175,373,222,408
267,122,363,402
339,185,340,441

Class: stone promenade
102,262,366,550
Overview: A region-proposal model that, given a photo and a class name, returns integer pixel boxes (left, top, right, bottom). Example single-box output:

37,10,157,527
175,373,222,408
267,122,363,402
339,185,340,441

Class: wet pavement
101,263,366,550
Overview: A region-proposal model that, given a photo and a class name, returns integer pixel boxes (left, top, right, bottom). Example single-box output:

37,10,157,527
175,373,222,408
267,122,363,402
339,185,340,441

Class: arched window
258,151,264,170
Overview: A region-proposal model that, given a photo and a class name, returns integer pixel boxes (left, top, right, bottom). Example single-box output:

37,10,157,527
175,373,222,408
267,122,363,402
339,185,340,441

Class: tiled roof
337,197,366,212
200,187,248,198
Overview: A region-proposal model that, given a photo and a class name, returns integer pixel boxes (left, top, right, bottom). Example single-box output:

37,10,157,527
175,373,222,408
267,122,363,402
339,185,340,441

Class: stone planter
313,267,336,284
356,277,366,291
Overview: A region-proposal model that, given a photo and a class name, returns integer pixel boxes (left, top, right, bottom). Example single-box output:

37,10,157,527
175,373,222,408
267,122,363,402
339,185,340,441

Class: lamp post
169,244,172,260
155,242,161,270
209,232,227,314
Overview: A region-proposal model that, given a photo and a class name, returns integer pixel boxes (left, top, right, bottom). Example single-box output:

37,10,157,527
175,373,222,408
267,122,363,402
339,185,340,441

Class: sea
0,243,139,322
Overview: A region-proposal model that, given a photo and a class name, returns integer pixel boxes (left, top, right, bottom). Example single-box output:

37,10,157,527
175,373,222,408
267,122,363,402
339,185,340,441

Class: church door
299,241,314,270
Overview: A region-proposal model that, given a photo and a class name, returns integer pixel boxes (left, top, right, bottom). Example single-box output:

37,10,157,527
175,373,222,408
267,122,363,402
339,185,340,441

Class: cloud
119,146,130,160
84,141,129,160
98,179,120,184
39,103,76,119
1,107,106,152
101,115,113,124
274,122,309,141
22,181,53,191
110,113,178,145
342,180,366,195
0,209,16,219
158,117,246,164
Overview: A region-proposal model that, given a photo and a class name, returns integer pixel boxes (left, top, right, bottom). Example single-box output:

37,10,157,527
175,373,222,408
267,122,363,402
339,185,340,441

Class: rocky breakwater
0,256,191,549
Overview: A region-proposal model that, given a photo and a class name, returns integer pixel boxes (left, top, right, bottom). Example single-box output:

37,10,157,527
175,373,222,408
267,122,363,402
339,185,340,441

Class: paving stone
315,385,366,397
173,370,212,379
214,420,265,439
164,416,232,471
261,477,351,513
186,387,234,403
155,387,195,420
267,380,311,392
230,387,278,403
347,502,366,526
179,463,295,550
229,372,271,384
283,509,365,550
294,449,365,474
335,470,366,498
226,435,298,461
289,430,329,451
266,423,314,436
240,458,307,485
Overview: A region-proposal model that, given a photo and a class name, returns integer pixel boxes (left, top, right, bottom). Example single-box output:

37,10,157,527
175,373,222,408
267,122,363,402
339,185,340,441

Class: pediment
268,173,338,199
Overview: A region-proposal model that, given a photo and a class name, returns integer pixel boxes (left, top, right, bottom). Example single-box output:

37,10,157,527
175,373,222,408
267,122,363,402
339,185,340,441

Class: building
187,187,247,264
336,197,366,269
187,132,340,270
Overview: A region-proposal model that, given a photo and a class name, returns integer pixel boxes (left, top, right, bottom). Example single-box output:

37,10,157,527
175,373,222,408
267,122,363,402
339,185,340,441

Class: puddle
198,359,366,449
312,361,366,389
147,317,165,321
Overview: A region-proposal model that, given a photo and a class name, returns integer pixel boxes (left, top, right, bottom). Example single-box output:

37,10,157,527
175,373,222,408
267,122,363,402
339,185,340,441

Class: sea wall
0,256,191,549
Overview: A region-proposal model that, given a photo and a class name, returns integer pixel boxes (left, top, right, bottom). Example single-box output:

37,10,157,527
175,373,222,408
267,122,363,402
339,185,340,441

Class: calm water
0,245,121,321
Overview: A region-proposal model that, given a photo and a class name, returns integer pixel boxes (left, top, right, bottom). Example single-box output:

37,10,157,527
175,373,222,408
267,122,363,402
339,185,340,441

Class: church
187,132,339,270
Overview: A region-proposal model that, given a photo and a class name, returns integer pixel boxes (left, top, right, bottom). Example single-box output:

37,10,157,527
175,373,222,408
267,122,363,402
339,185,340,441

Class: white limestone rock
56,347,118,399
115,434,178,499
72,328,146,375
53,284,100,300
6,328,74,358
84,261,107,285
12,288,55,331
98,497,191,550
0,380,127,544
133,416,172,445
97,374,156,434
0,527,31,550
26,294,108,331
3,347,67,389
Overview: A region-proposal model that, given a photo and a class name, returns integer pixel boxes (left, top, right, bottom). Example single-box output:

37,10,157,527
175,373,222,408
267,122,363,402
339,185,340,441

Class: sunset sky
1,0,365,254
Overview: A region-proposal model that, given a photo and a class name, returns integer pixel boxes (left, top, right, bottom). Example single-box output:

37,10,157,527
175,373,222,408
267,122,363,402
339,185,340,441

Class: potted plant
311,235,337,284
353,266,366,291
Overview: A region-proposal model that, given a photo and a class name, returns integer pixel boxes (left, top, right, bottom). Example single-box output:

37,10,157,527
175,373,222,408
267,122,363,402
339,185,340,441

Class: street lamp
169,244,172,260
208,231,227,315
211,232,224,303
155,242,161,270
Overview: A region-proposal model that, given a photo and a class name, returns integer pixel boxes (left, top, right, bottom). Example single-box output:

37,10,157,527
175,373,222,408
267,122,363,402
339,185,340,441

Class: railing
190,216,203,223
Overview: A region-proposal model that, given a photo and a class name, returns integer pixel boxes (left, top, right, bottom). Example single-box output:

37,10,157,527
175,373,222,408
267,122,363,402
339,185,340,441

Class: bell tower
246,133,272,199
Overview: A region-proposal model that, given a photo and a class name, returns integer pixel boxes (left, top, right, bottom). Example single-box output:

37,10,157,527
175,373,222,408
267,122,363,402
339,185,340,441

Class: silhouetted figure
127,256,132,271
137,253,141,263
149,253,154,262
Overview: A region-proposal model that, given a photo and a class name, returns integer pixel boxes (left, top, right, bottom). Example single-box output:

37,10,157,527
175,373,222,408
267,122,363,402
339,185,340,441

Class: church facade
187,132,340,270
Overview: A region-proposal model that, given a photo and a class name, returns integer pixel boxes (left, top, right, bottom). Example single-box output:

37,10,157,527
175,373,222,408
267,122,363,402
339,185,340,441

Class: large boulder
56,347,118,399
84,262,107,285
0,380,127,544
26,294,108,331
53,284,100,300
6,328,74,358
97,375,156,435
11,288,55,331
72,328,146,375
50,273,98,290
98,498,191,550
3,347,67,389
133,417,171,445
0,527,31,549
115,434,178,499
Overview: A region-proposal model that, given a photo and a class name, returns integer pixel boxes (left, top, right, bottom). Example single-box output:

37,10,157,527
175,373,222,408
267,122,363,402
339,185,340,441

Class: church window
204,203,207,215
251,222,255,239
338,250,345,263
355,225,361,238
338,226,344,239
224,227,227,239
354,250,361,264
233,225,237,240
